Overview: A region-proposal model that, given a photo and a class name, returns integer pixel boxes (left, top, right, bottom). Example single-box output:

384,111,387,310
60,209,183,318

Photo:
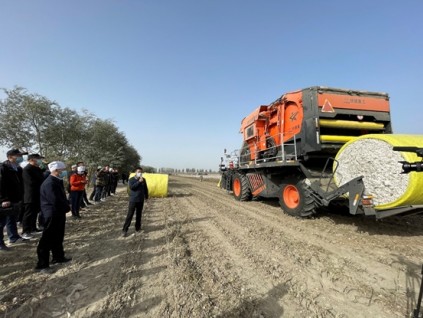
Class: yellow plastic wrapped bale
128,173,168,198
334,134,423,210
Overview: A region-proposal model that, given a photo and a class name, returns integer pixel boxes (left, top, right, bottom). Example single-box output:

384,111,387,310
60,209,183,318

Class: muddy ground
1,175,423,317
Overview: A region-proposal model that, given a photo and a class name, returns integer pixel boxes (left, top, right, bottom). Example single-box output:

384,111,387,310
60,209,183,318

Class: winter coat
40,175,70,219
70,173,87,192
95,170,106,186
23,163,44,204
0,160,24,204
128,176,149,203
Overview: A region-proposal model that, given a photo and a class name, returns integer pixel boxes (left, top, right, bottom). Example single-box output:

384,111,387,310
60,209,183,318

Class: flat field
1,175,423,317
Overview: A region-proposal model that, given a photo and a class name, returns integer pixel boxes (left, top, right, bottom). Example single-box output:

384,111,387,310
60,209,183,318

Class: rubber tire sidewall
279,178,315,217
232,173,251,201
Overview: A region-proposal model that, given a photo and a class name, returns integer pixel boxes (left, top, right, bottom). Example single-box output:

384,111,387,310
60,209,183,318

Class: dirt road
1,175,423,317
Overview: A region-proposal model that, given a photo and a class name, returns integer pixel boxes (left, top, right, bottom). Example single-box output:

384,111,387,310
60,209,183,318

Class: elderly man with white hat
35,161,72,272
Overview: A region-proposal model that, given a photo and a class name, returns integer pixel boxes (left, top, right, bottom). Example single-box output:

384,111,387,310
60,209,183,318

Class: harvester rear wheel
279,178,316,218
232,173,251,201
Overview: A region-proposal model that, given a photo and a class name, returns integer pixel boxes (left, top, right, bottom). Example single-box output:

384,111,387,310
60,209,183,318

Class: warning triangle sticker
321,99,335,113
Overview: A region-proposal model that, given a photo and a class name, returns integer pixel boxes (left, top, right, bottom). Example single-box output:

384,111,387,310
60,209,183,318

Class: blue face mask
16,157,24,164
59,171,68,178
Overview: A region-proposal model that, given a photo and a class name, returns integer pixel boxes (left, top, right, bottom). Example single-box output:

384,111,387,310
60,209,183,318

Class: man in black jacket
0,149,28,251
22,154,45,239
35,161,71,271
122,167,148,237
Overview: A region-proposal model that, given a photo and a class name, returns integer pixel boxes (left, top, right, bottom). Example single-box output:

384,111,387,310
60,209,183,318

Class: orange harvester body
238,87,391,162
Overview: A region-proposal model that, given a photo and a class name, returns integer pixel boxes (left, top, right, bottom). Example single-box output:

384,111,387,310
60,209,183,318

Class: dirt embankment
1,176,423,317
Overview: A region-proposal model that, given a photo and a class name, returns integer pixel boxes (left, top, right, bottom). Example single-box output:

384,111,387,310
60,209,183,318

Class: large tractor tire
232,173,252,201
279,178,316,218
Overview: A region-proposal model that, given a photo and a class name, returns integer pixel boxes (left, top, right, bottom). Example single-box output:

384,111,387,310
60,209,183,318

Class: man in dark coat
22,153,45,239
122,167,148,237
35,161,71,271
0,149,28,251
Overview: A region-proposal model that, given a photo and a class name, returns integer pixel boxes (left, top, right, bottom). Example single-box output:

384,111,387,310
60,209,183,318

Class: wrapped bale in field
334,134,423,210
128,173,168,198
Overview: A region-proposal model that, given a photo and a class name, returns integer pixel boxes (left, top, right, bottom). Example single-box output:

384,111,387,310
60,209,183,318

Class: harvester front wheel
279,178,316,218
232,173,251,201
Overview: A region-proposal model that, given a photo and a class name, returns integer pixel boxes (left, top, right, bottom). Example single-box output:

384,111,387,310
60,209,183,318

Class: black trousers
36,214,66,268
123,201,144,232
70,191,83,216
22,202,40,233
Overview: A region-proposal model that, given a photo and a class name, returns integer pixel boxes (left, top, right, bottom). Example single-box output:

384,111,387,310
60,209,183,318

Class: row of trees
0,87,141,173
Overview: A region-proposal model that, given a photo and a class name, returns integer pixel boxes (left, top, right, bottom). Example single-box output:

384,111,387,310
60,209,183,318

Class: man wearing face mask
69,165,87,219
35,161,71,272
22,154,45,239
0,149,29,251
122,167,149,237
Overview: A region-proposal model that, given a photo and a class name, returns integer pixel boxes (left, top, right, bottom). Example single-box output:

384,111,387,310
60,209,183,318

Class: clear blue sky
0,1,422,170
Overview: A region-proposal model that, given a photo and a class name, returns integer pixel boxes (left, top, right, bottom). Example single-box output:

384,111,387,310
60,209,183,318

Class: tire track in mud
161,186,300,317
192,177,423,258
173,176,423,317
177,190,384,317
189,177,423,266
190,178,422,272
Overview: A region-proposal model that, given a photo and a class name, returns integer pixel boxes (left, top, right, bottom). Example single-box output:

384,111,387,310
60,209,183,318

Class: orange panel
284,103,303,141
317,93,389,112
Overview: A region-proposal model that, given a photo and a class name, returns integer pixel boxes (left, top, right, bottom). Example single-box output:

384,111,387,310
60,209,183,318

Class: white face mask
136,172,142,178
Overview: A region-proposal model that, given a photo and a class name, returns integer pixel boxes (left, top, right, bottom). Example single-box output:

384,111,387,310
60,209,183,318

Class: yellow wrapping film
128,173,168,198
319,119,384,130
320,135,356,144
334,134,423,210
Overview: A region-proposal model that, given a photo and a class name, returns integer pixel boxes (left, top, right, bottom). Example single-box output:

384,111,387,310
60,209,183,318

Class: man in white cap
35,161,72,272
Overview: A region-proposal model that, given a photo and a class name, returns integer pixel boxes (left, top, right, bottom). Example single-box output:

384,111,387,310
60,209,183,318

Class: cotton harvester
219,86,423,218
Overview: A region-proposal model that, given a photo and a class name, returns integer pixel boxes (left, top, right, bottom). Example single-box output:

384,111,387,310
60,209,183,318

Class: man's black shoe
51,257,72,265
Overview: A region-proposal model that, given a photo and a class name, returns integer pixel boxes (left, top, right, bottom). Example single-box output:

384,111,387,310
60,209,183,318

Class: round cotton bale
128,173,169,198
333,134,423,210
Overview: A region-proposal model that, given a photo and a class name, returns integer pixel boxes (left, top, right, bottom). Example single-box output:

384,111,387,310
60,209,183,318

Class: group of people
64,163,120,219
0,148,149,273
